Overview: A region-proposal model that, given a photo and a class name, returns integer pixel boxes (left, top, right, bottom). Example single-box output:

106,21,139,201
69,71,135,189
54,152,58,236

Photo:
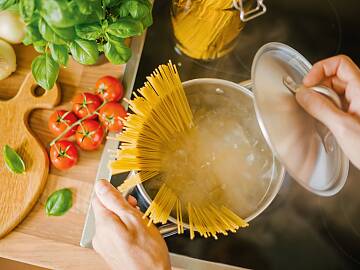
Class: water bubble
215,88,224,94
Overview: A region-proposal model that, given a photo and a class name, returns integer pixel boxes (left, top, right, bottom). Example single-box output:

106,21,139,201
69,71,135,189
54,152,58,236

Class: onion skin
0,10,25,44
0,39,16,80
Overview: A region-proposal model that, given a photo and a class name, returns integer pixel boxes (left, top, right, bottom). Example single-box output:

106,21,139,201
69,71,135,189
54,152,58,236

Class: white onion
0,39,16,80
0,10,25,44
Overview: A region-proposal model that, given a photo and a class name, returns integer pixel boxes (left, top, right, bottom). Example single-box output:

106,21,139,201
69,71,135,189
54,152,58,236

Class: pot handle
239,79,253,90
158,223,179,238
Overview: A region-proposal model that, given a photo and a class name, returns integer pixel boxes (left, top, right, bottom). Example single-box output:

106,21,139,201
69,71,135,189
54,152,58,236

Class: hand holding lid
295,55,360,171
251,43,349,196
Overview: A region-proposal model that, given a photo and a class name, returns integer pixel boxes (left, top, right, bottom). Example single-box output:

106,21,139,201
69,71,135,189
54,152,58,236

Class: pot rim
135,78,286,229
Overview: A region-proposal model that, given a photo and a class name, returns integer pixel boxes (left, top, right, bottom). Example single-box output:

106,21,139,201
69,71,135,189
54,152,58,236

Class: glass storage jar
171,0,266,60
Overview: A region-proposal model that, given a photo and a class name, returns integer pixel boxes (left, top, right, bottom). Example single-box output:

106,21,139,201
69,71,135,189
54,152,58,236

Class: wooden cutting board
0,73,61,238
0,43,126,269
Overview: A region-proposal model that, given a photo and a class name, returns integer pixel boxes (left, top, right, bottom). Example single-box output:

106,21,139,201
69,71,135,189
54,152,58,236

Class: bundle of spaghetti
110,61,249,239
172,0,244,60
144,183,248,240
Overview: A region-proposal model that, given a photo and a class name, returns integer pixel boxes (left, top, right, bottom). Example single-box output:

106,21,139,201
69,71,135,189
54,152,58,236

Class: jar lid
251,42,349,196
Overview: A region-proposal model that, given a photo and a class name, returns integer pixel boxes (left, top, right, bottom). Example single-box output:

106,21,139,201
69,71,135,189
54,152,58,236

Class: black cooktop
128,0,360,269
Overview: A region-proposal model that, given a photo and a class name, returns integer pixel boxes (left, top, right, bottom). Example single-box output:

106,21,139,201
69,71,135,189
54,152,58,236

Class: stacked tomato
48,76,127,170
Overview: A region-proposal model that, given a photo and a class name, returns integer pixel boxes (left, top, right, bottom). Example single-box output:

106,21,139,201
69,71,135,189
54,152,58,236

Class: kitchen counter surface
0,43,186,270
0,44,120,270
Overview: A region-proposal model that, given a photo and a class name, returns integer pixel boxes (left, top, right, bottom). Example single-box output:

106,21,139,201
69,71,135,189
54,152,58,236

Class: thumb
94,179,137,225
295,87,345,133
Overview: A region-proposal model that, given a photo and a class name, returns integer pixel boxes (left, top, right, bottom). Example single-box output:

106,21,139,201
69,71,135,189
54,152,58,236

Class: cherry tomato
75,120,105,151
95,76,124,102
50,140,78,170
72,92,101,119
48,110,78,137
99,102,127,132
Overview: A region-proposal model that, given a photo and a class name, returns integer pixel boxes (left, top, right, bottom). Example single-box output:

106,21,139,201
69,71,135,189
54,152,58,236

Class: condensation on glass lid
144,85,281,220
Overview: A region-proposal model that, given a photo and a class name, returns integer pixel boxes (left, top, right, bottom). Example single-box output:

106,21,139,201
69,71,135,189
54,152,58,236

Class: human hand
92,179,171,270
296,55,360,169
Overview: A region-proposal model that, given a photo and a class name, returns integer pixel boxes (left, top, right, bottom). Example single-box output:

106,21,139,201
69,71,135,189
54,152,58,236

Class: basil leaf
104,40,131,64
19,0,35,22
3,145,26,174
118,5,129,17
39,0,97,28
38,18,66,45
103,0,122,8
49,43,69,66
138,0,152,8
107,33,124,43
75,23,102,40
75,0,93,15
33,40,47,53
45,188,72,216
52,26,76,41
31,53,60,90
0,0,16,11
107,17,144,38
69,39,99,65
23,21,42,45
137,0,152,28
125,1,149,19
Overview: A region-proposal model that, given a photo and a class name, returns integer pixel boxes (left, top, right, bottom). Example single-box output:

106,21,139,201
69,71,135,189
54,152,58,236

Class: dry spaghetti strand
172,0,245,60
111,61,249,239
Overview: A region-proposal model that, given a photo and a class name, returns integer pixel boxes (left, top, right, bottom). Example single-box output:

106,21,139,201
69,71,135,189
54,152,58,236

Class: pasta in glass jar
171,0,266,60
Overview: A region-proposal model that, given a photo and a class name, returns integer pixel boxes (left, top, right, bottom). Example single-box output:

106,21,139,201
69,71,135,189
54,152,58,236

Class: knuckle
338,54,351,62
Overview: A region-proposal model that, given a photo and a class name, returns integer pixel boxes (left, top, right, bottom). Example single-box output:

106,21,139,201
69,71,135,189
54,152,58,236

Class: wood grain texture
0,44,124,269
0,45,186,270
0,73,61,238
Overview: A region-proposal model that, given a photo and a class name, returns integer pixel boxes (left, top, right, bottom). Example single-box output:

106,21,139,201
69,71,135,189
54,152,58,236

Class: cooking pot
125,42,349,237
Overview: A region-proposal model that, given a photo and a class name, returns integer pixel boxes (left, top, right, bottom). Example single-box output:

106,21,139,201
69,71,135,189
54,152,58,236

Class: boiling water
144,85,277,219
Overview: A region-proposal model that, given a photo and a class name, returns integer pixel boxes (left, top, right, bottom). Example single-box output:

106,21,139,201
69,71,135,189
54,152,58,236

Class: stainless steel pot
126,42,349,237
134,78,286,237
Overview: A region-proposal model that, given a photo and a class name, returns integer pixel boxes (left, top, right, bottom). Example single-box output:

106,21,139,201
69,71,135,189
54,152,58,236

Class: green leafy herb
104,40,131,64
23,21,42,45
14,0,152,90
126,0,149,19
39,0,96,28
3,145,25,174
107,17,144,38
45,188,72,216
49,43,69,66
75,23,103,40
31,53,59,90
33,40,47,53
0,0,17,11
38,18,66,45
19,0,35,22
69,39,99,65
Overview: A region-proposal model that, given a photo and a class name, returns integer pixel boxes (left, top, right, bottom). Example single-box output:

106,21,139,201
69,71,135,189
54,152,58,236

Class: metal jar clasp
233,0,267,22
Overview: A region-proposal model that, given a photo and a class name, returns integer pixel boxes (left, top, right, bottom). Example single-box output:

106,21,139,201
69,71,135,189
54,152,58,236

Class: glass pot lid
251,42,349,196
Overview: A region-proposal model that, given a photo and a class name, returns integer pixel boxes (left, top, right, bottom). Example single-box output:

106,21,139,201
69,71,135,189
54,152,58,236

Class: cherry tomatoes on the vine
72,92,101,119
95,76,124,102
75,120,105,151
50,140,78,170
48,110,78,137
99,102,127,132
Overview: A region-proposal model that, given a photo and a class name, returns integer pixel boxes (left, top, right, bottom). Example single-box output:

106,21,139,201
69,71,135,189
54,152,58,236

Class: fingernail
95,180,109,196
128,195,138,205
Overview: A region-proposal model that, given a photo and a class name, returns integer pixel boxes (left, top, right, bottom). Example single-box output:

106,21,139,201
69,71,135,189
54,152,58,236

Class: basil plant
0,0,152,90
